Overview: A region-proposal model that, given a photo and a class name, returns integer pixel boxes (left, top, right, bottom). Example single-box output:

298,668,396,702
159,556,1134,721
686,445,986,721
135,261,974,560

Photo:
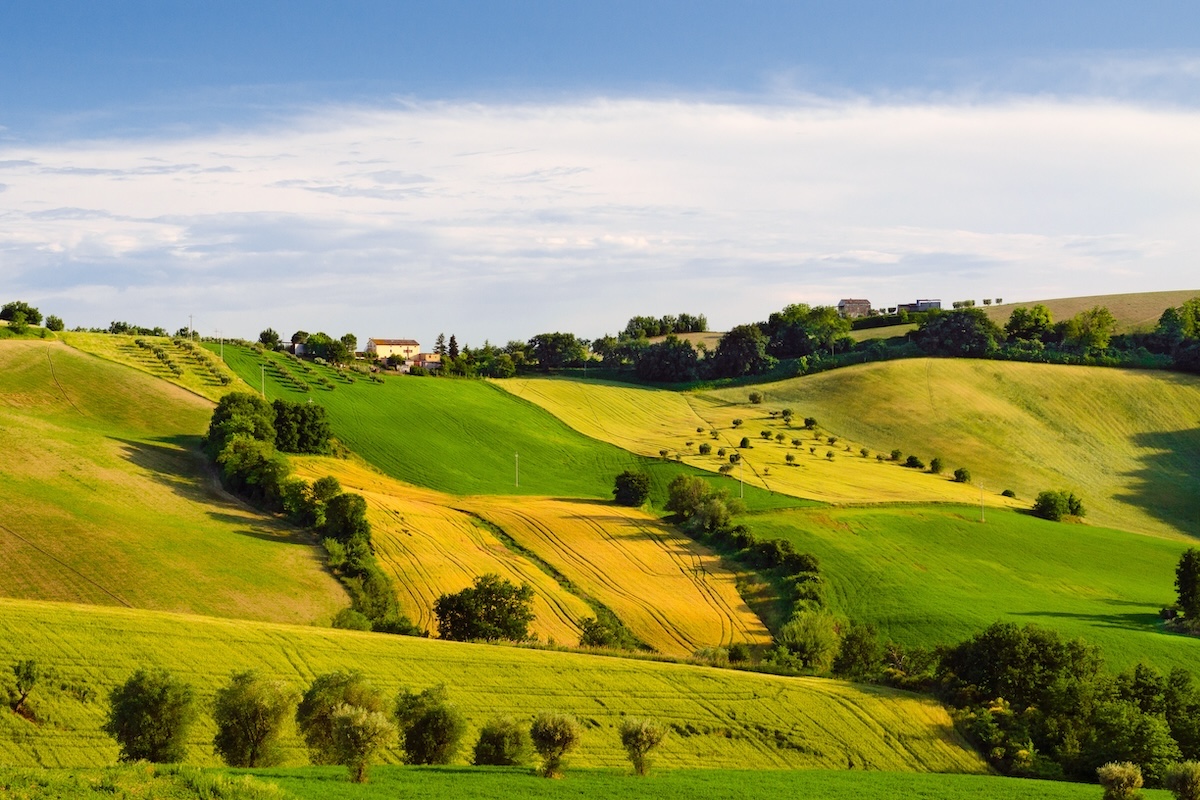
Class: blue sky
2,2,1199,345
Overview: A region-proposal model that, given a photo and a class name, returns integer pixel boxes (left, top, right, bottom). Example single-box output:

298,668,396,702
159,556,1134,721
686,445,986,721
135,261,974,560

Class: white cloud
1,97,1198,344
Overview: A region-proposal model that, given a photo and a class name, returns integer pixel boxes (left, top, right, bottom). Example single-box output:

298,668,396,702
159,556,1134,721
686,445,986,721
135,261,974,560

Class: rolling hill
0,597,985,774
982,289,1200,333
0,340,347,624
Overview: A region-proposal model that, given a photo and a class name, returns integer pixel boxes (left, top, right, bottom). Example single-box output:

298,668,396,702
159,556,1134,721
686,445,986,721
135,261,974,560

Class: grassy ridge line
983,289,1200,333
0,341,346,624
712,358,1200,539
747,504,1200,672
0,598,985,773
496,376,1007,507
210,342,808,511
290,457,595,645
458,496,774,654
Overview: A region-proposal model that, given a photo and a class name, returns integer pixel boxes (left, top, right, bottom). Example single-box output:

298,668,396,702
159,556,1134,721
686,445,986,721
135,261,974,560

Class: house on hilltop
366,338,420,360
897,299,942,313
837,299,872,318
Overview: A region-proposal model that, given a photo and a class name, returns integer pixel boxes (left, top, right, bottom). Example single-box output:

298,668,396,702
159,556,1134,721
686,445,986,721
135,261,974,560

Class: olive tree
331,704,396,783
619,718,667,776
212,670,297,767
531,713,581,778
295,671,385,764
473,717,531,766
394,684,466,765
103,669,197,763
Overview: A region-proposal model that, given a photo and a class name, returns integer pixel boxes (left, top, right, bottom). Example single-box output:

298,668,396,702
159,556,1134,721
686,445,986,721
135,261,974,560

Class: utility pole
260,365,266,398
188,314,193,341
740,455,744,499
515,452,519,488
217,330,223,360
980,484,985,523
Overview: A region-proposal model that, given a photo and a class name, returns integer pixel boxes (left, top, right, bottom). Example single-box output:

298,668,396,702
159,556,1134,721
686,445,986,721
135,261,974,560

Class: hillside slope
0,341,347,624
710,358,1200,539
983,289,1199,333
0,598,985,774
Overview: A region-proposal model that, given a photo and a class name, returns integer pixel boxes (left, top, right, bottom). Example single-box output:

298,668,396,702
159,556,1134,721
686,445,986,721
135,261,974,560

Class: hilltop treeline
204,392,417,635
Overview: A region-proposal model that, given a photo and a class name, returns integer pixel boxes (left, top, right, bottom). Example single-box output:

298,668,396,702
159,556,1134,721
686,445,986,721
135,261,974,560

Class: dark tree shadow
1114,425,1200,539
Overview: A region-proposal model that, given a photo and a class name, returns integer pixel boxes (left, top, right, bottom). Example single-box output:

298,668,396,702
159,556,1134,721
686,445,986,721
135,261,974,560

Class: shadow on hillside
1114,425,1200,539
112,436,311,546
1011,603,1162,633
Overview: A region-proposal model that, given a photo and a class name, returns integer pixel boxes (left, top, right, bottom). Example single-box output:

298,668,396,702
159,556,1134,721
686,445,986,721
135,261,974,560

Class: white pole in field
260,365,266,398
740,455,744,499
188,314,193,341
980,484,985,523
217,330,223,360
515,452,519,488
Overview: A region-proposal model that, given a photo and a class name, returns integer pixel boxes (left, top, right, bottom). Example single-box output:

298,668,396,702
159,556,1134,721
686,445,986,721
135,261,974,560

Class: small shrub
1097,761,1143,800
739,437,751,449
612,470,651,506
827,436,837,445
531,713,581,778
760,430,771,440
698,442,712,455
619,718,667,776
791,438,801,447
717,447,726,457
748,391,763,404
890,449,902,461
775,433,785,443
1033,490,1085,522
826,450,834,460
1165,761,1200,800
929,457,944,474
904,455,925,470
732,418,743,428
803,417,817,429
727,642,750,663
876,454,885,461
785,454,795,464
954,468,971,483
860,448,869,458
473,717,530,766
696,427,705,433
332,608,372,631
1001,488,1016,498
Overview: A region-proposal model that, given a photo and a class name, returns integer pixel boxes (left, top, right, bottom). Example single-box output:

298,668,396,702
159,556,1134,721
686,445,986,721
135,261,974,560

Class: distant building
366,338,420,360
897,299,942,313
837,298,872,318
414,352,442,370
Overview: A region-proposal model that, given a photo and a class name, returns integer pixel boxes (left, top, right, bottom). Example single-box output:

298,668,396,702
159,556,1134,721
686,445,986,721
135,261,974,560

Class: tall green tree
1177,548,1200,621
1005,304,1054,341
212,671,297,767
103,669,197,763
634,335,699,382
434,574,535,642
394,684,466,765
1,301,42,326
296,671,386,765
708,324,777,378
1064,306,1118,350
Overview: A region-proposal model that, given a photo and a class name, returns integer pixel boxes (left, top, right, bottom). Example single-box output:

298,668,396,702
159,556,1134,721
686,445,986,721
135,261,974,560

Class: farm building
897,299,942,313
414,352,442,370
837,298,872,318
366,338,420,360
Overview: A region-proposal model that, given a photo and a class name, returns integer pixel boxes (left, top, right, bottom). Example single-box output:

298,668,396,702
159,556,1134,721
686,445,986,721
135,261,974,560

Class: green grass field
210,343,806,510
745,504,1200,672
0,765,1167,800
983,289,1200,333
0,598,984,773
0,340,346,625
709,358,1200,539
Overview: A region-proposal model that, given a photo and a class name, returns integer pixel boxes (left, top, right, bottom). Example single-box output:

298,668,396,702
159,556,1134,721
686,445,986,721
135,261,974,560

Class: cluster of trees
204,393,414,635
1033,489,1086,521
1167,548,1200,635
1,300,63,334
92,665,665,783
620,313,708,340
433,574,535,642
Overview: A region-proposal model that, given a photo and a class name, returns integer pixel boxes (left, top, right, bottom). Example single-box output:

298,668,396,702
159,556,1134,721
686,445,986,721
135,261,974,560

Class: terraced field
459,496,773,655
0,341,346,624
62,331,246,402
746,504,1200,672
291,457,593,645
713,358,1200,539
0,598,985,773
499,377,1009,507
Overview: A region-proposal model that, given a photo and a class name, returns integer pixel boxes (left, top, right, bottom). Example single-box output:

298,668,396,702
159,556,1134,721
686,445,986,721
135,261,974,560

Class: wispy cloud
1,96,1198,344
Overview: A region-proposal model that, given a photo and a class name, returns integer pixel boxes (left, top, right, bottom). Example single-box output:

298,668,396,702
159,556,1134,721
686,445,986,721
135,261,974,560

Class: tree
434,573,535,642
340,333,357,354
207,392,276,454
394,684,466,765
528,332,587,371
1097,762,1144,800
8,310,27,334
331,703,396,783
435,333,447,357
832,621,882,679
447,334,459,360
1033,490,1084,521
530,713,581,777
634,335,699,382
1064,306,1118,350
930,457,944,474
664,474,710,519
258,328,281,349
612,471,651,506
473,717,530,766
708,325,777,378
915,308,1003,357
776,611,842,672
212,671,297,767
954,467,972,483
619,718,667,776
1177,549,1200,621
44,315,64,332
322,493,371,544
1004,305,1053,342
10,659,39,715
1,301,42,326
296,671,386,765
103,669,197,763
1166,761,1200,800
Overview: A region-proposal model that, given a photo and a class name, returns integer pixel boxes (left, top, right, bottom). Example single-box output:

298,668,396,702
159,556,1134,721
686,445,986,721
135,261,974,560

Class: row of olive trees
98,667,666,784
1098,759,1200,800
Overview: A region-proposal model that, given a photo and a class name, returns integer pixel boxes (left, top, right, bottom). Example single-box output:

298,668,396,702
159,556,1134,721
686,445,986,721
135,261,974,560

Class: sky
2,2,1199,346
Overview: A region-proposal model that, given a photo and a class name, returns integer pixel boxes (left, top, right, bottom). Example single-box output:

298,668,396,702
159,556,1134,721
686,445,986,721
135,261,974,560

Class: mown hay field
291,457,593,645
498,376,1008,508
0,341,346,624
211,343,806,511
459,496,773,655
983,288,1200,333
713,358,1200,539
746,504,1200,672
62,332,247,402
293,457,771,655
0,598,986,774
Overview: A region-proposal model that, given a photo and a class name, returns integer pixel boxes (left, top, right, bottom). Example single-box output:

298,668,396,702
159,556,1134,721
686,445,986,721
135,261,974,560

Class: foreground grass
748,504,1200,672
0,765,1171,800
0,341,346,624
212,343,807,510
711,358,1200,539
0,598,983,773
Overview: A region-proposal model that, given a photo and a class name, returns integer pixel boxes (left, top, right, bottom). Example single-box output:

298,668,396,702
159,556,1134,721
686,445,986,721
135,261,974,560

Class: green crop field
0,765,1170,800
0,340,346,625
0,598,984,774
210,342,806,510
710,358,1200,539
745,504,1200,672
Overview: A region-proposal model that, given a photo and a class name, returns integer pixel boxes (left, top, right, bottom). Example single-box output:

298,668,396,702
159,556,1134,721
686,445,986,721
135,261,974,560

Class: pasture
0,598,985,774
0,341,346,624
712,358,1200,539
746,504,1200,672
983,288,1200,333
